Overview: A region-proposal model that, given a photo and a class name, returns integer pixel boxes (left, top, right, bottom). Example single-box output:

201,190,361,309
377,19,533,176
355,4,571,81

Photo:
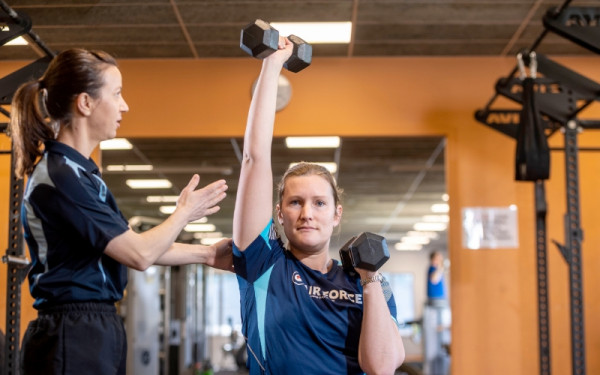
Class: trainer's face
277,174,342,254
88,65,129,142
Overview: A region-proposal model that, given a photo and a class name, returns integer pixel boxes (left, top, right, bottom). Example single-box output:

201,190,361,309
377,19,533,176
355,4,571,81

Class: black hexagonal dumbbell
240,19,312,73
339,232,390,276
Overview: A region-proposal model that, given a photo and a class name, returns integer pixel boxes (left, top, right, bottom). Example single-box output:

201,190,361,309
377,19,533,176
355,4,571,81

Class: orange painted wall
1,56,599,375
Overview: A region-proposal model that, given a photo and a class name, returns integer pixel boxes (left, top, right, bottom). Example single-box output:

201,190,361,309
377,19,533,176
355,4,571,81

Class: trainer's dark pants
20,302,127,375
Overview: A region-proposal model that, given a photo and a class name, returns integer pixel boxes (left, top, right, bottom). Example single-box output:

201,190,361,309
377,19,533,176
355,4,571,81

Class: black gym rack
0,1,55,375
475,2,600,375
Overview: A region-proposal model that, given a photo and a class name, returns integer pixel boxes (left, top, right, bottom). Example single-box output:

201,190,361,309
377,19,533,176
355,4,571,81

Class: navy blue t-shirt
22,141,130,309
233,221,400,375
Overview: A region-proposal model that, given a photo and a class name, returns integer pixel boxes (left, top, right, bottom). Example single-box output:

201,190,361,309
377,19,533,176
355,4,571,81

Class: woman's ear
276,204,284,225
75,92,94,116
333,204,343,226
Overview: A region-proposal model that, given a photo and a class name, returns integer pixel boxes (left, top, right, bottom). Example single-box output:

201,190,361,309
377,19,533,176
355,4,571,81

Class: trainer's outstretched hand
206,238,234,272
176,174,228,223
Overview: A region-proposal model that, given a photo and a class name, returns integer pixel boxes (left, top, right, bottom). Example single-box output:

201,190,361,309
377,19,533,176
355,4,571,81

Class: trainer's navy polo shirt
22,141,130,309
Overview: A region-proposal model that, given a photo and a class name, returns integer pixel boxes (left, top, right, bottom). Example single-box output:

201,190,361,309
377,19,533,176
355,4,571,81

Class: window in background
206,272,241,336
382,272,415,324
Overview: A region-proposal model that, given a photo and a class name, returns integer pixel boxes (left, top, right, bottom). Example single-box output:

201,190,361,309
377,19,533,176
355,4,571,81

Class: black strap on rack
474,0,598,374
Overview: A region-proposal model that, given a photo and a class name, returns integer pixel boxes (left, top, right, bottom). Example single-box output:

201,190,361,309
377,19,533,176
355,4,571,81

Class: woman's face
88,65,129,142
277,174,342,254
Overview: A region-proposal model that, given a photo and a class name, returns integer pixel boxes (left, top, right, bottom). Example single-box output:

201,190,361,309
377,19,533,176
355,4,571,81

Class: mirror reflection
101,136,450,374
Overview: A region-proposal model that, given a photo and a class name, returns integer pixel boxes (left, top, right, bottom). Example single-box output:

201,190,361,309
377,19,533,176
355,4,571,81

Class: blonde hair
277,162,343,206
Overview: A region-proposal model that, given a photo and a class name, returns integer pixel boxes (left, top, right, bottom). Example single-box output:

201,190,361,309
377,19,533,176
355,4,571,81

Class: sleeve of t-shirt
39,162,129,254
232,220,283,283
381,275,402,330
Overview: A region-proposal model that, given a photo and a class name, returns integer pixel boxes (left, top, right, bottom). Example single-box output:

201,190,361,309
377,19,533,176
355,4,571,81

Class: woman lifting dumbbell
232,35,405,374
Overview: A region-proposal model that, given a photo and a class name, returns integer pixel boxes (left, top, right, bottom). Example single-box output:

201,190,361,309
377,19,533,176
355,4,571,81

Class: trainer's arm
154,238,234,272
105,175,227,271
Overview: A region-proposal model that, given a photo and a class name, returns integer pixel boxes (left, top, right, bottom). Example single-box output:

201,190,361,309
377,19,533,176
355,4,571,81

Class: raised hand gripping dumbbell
240,19,312,73
339,232,390,277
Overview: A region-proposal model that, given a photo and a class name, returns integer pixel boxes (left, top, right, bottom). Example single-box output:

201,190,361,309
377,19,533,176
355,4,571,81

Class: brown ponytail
9,80,56,179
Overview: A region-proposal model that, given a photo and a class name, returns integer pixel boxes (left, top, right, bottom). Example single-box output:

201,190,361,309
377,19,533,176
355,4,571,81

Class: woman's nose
299,204,312,219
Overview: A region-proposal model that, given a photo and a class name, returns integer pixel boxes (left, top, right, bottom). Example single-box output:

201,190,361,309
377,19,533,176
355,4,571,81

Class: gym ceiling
1,0,595,61
1,0,595,252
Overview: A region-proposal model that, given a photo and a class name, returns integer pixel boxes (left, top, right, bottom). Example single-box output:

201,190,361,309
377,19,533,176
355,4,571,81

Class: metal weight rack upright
0,2,55,374
475,2,600,375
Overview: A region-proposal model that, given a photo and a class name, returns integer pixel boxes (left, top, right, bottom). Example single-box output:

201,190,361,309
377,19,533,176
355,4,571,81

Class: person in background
231,36,405,374
427,250,447,305
424,250,450,375
10,48,231,375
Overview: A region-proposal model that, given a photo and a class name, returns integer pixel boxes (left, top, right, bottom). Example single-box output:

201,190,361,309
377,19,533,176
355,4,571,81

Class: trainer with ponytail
10,48,231,375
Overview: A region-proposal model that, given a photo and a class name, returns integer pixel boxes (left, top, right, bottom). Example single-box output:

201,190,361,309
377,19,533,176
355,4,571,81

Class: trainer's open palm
176,174,228,223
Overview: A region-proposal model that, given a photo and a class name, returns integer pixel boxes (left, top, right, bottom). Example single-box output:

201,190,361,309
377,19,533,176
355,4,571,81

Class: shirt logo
292,271,362,304
292,271,305,286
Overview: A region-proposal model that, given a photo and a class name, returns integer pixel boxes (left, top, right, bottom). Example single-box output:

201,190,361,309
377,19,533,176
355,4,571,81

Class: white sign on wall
461,206,519,249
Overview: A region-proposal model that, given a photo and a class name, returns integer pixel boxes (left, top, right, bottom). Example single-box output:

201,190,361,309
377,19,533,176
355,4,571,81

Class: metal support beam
534,181,551,375
563,120,586,375
2,145,27,375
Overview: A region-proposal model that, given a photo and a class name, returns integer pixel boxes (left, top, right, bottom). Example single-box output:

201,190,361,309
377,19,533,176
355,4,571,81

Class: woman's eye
316,201,325,207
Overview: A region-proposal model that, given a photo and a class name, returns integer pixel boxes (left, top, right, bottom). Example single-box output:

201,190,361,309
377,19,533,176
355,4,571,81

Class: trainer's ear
75,92,94,116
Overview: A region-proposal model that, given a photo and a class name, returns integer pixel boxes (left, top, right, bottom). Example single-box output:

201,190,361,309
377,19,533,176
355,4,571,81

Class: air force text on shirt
293,271,363,304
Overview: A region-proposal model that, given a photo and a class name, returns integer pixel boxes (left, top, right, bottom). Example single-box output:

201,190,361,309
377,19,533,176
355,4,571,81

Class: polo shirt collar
44,140,100,175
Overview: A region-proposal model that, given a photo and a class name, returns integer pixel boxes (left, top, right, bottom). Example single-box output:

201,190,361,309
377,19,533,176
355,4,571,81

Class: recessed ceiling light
184,223,216,232
394,242,422,251
270,22,352,44
100,138,133,150
193,232,223,239
406,231,439,240
285,136,340,148
401,236,430,245
200,237,225,245
126,179,172,189
159,205,176,214
431,203,449,213
106,164,153,171
422,215,449,223
147,195,179,203
413,222,447,231
5,36,27,45
1,27,28,45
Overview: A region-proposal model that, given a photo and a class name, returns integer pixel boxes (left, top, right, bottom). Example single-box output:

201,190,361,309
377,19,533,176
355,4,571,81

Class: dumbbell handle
240,20,312,73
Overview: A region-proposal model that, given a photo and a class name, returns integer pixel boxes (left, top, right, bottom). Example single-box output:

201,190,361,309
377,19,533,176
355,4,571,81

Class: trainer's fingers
184,174,200,192
203,205,221,217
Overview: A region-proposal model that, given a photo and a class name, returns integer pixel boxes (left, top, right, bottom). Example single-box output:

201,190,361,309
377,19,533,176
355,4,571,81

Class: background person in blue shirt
232,36,405,374
9,48,231,375
427,250,447,304
424,250,450,375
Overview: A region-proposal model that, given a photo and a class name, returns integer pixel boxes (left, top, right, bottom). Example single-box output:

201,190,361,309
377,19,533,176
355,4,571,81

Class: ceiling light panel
270,22,352,44
126,179,172,189
100,138,133,150
285,136,340,148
